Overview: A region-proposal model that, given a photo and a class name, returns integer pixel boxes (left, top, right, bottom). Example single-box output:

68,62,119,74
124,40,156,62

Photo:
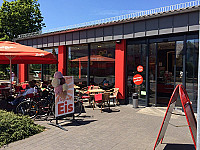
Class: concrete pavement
1,104,195,150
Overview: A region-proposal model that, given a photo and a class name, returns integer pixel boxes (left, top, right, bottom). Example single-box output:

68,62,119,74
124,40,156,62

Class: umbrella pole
10,58,12,95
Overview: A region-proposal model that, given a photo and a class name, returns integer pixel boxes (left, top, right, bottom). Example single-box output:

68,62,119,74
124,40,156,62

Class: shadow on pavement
163,143,195,150
61,119,97,126
102,108,120,113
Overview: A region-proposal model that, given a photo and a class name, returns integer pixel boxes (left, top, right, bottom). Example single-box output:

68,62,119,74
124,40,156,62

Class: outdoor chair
103,92,111,111
110,88,119,105
93,93,104,113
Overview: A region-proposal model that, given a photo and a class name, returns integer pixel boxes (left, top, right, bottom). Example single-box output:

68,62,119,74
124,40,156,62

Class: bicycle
74,96,85,117
16,94,39,119
16,88,55,119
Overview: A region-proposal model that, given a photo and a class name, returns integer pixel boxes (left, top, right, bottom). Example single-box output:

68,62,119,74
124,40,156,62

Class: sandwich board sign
55,76,74,117
154,84,197,149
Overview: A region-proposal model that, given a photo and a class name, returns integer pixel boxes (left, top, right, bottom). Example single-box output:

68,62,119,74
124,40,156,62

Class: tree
0,0,45,41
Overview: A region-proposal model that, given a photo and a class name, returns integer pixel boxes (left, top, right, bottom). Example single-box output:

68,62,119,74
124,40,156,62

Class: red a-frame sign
154,84,197,149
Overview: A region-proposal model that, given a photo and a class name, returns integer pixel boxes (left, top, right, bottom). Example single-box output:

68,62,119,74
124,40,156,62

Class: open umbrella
70,55,115,62
0,41,58,92
70,55,115,79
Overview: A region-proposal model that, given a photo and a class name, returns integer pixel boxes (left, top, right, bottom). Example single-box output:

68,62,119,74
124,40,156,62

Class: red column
18,64,28,83
58,45,67,75
115,39,126,100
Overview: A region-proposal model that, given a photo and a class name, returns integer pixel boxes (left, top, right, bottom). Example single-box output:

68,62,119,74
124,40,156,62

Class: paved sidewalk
1,104,195,150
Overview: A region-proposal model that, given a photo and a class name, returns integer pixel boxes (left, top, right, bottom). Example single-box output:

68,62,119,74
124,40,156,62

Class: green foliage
0,110,45,147
0,0,45,41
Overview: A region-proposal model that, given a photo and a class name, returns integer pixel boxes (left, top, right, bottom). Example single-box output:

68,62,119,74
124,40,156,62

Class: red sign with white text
133,74,143,85
137,65,143,72
55,76,74,117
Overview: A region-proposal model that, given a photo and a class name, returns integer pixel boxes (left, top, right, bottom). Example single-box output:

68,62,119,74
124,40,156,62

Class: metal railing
17,0,200,39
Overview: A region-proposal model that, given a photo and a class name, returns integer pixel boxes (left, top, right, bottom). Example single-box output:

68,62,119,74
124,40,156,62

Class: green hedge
0,110,45,147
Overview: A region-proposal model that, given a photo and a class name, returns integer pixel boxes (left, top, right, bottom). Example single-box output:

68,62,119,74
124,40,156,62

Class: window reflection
90,42,115,89
28,48,58,82
186,39,199,112
68,45,88,88
127,44,146,104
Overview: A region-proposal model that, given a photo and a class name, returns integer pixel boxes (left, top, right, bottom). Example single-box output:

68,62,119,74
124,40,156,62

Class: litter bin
132,93,138,108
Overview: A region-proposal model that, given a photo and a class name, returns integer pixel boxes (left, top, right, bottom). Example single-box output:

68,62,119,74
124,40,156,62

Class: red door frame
115,39,126,100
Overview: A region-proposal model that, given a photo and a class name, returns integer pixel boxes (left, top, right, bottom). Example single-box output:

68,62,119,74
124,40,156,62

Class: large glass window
149,43,156,105
67,45,88,88
127,44,146,104
90,42,115,89
186,39,199,111
43,48,58,81
28,48,58,82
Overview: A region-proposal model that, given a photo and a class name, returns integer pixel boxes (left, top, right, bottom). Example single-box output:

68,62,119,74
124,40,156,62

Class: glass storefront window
90,42,115,89
67,44,88,88
149,43,156,105
186,39,199,111
43,48,58,81
127,44,146,104
28,48,58,82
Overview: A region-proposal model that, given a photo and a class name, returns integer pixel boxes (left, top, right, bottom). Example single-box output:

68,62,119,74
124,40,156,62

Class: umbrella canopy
0,41,57,64
0,41,58,92
70,55,115,62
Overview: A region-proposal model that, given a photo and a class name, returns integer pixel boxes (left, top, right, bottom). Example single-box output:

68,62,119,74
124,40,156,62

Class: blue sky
0,0,195,31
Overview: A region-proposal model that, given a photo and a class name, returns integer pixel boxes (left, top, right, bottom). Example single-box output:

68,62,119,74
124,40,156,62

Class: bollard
132,93,138,108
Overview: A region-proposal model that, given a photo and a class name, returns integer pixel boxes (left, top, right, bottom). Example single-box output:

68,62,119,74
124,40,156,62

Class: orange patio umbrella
70,55,115,62
70,55,115,79
0,41,58,91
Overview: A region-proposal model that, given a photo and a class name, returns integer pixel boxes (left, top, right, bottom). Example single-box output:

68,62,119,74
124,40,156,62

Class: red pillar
58,45,67,75
18,64,28,83
115,39,126,100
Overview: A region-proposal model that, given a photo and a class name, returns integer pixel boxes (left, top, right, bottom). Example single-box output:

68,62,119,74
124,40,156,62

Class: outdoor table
88,89,105,94
74,85,80,89
88,89,105,107
0,82,10,87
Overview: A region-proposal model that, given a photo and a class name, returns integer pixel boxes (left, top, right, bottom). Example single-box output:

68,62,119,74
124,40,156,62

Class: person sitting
8,81,37,106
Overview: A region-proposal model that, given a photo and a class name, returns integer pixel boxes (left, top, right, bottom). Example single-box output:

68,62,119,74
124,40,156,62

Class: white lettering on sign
133,76,142,82
0,46,16,50
35,53,45,56
137,65,143,72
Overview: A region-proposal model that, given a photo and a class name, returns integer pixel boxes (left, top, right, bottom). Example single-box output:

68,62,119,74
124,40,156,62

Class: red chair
22,83,29,89
93,93,104,112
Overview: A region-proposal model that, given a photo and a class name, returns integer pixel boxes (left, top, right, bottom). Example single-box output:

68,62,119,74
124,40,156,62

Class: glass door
149,41,184,106
157,42,175,105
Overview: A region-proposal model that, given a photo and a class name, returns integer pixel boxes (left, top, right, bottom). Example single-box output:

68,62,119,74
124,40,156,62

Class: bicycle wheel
74,101,82,117
16,101,38,119
37,99,49,115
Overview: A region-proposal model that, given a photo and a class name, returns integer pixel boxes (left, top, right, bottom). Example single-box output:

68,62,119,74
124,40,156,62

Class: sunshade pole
10,57,12,95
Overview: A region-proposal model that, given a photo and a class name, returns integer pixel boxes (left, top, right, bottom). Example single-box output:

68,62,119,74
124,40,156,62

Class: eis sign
55,76,74,117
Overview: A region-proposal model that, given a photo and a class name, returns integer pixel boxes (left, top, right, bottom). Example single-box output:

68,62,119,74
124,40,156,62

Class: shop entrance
149,41,183,106
157,42,175,104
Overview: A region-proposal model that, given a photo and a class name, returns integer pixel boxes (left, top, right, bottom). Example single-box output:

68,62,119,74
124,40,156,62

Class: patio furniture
0,41,57,93
110,88,119,105
93,92,111,113
93,93,104,112
103,92,111,111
